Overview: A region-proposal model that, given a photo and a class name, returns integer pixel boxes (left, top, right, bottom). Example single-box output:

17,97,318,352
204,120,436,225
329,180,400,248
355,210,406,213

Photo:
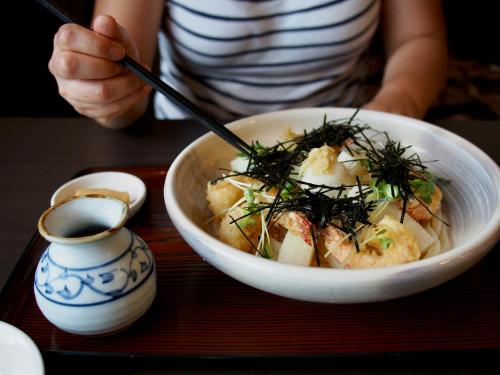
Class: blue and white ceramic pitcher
34,195,156,335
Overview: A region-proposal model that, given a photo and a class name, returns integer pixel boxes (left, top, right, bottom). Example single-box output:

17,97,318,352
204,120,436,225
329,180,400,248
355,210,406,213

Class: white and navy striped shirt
155,0,380,121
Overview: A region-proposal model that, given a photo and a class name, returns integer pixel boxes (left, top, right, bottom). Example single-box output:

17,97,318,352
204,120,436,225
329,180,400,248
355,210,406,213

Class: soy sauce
65,224,110,238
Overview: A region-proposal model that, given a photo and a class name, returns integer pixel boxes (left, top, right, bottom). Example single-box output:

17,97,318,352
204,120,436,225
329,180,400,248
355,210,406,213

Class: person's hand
362,85,424,119
49,15,151,129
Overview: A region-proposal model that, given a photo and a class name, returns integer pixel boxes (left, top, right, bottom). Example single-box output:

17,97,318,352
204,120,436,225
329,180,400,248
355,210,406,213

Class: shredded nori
291,112,368,164
243,141,296,190
214,111,443,263
363,136,437,223
269,183,376,252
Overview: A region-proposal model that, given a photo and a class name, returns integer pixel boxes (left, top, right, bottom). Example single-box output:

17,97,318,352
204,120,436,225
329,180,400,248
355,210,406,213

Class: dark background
1,0,499,119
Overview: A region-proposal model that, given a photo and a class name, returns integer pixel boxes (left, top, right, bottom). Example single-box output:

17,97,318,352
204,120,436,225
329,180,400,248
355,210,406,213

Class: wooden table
0,116,499,374
0,117,205,289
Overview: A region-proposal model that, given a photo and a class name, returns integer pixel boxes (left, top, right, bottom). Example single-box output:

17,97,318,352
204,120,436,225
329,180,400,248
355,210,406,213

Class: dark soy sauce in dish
65,224,111,238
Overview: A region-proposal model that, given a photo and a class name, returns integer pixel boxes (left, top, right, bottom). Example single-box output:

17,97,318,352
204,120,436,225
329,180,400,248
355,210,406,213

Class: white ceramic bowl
164,108,500,303
50,171,146,218
0,321,44,374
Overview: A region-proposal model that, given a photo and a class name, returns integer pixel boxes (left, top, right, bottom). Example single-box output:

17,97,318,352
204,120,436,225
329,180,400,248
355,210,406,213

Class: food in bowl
206,112,450,269
165,108,499,303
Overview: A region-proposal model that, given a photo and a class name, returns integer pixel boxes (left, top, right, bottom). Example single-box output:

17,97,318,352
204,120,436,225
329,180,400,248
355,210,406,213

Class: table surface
0,116,499,374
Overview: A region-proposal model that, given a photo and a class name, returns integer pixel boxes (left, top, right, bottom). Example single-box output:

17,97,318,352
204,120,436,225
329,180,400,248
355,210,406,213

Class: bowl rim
39,194,129,245
0,321,44,374
165,107,500,279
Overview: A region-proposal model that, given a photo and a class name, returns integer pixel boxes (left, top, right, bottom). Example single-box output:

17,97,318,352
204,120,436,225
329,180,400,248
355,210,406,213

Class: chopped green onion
261,243,273,259
238,208,256,228
370,179,400,201
383,183,399,200
379,236,394,250
410,174,435,204
280,182,295,200
244,188,255,206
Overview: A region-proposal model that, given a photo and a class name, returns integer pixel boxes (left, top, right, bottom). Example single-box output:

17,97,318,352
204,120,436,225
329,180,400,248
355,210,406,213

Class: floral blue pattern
34,232,154,307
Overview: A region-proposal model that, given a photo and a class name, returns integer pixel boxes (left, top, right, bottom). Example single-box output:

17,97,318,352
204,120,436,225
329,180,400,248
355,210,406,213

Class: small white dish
0,321,45,375
50,172,146,218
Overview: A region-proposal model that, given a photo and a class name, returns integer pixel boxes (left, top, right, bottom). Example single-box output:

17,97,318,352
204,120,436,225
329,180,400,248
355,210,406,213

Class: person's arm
93,0,162,70
363,0,448,119
49,0,164,129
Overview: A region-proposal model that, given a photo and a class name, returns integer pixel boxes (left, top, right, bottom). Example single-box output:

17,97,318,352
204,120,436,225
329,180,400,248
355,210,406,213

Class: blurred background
1,0,499,121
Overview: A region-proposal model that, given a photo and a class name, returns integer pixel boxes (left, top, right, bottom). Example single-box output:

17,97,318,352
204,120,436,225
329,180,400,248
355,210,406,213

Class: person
48,0,448,129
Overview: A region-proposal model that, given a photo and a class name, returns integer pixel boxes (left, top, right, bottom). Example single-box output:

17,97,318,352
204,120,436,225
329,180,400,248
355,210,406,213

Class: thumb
92,15,140,60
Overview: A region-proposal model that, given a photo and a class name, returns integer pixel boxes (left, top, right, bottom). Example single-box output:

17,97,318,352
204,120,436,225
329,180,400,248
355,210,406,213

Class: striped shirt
155,0,380,121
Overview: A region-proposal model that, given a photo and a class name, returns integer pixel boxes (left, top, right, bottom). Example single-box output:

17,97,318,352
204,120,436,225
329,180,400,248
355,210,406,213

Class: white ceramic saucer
50,171,146,218
0,321,45,374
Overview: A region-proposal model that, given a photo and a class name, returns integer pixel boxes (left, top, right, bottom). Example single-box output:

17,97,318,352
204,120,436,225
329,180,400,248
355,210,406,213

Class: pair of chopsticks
36,0,254,155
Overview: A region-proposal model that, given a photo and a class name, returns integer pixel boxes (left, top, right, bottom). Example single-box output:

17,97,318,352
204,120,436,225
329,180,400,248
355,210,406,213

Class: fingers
57,71,145,104
50,22,126,82
91,15,139,59
66,84,151,121
49,51,124,80
50,15,141,81
54,23,125,61
48,16,147,126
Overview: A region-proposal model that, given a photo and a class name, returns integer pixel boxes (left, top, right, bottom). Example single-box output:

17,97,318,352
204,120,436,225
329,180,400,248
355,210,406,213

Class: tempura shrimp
323,216,420,269
206,176,261,218
276,211,313,245
218,207,262,253
403,186,443,222
275,211,315,266
322,226,357,268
